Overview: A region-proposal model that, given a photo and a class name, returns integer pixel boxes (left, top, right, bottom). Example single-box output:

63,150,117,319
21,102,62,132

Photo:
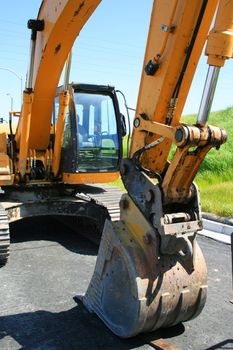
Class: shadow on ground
2,217,186,349
0,298,186,350
203,339,233,350
1,297,231,350
10,216,99,256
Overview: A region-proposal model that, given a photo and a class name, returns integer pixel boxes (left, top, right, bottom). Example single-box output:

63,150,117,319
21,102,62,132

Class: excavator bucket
83,194,207,338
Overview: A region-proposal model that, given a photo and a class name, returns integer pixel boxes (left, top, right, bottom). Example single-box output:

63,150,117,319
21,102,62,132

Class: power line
0,51,28,57
0,29,28,38
77,34,143,51
0,18,26,26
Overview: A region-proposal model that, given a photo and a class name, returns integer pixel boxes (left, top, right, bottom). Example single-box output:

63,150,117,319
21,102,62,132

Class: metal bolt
175,128,184,142
161,24,176,33
169,25,176,33
143,232,153,245
161,24,168,32
134,118,140,128
120,198,129,210
145,190,154,202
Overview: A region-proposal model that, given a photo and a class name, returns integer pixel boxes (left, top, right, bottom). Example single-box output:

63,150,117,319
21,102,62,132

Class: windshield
74,91,119,172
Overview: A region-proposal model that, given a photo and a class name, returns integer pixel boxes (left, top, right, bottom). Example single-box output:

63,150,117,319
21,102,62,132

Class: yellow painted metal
130,0,218,175
18,91,34,178
206,0,233,66
0,133,7,154
16,0,101,151
52,90,70,177
172,1,218,122
162,145,212,202
62,172,119,185
135,116,175,142
0,153,14,185
161,123,227,202
0,130,15,185
120,194,154,250
0,154,12,175
0,175,14,186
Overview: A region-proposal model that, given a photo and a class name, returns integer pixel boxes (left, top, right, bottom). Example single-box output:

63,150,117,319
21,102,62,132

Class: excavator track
0,204,10,267
0,184,122,266
74,184,123,245
79,184,122,222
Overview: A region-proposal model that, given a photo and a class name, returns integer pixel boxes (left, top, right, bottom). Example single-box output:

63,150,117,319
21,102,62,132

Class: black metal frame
59,83,123,174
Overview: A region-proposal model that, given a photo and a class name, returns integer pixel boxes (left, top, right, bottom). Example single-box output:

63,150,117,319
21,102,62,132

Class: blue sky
0,1,233,121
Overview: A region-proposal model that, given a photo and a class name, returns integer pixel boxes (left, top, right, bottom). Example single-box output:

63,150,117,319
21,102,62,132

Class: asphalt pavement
0,217,232,350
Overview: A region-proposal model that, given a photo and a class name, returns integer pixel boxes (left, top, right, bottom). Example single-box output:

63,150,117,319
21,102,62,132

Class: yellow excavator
0,0,126,266
0,0,232,339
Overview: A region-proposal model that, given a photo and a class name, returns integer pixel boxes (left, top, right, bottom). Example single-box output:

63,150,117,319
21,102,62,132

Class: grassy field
113,107,233,217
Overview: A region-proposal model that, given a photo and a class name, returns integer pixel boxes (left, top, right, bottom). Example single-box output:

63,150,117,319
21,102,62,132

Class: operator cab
54,83,125,176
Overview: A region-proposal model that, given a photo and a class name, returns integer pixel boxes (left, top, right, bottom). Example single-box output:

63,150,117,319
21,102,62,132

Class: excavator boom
130,0,218,174
83,0,233,337
16,0,100,151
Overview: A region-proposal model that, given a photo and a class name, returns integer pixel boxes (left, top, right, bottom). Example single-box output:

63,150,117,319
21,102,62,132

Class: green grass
198,181,233,217
112,107,233,217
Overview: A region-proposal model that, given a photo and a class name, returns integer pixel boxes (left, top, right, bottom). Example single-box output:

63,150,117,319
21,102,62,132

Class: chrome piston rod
63,51,72,91
197,65,220,126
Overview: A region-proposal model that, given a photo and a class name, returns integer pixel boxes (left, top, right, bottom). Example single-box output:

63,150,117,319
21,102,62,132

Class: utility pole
6,93,13,111
0,67,23,105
